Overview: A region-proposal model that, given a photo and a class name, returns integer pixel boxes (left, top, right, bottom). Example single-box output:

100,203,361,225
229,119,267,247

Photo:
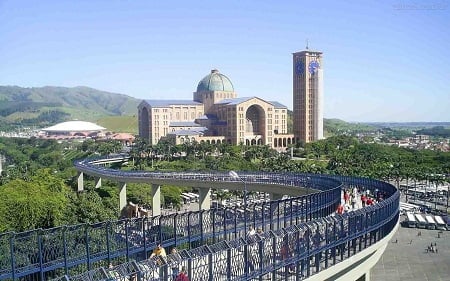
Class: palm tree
130,137,147,169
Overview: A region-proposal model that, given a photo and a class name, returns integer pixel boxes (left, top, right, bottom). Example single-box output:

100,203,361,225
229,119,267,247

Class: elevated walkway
0,156,399,281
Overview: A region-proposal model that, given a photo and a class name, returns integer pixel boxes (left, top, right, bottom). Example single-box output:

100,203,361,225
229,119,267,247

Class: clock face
295,61,304,75
308,60,320,74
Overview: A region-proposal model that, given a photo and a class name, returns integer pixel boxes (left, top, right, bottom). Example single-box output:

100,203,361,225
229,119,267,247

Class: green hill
0,86,381,136
0,86,140,128
324,118,377,136
97,115,138,134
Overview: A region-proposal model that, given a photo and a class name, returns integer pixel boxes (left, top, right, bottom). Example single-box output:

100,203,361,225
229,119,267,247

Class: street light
228,171,248,234
228,170,249,278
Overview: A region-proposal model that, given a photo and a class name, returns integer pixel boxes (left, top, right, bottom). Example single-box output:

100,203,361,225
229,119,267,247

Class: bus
434,216,447,231
425,215,436,230
406,189,426,199
415,214,427,229
400,202,420,213
405,212,416,228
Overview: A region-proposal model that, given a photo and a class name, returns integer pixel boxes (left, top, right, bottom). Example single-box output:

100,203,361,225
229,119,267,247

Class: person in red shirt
361,194,367,207
175,267,190,281
337,204,344,214
344,191,350,204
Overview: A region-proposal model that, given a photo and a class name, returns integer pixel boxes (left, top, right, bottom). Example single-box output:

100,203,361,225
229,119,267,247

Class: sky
0,0,449,122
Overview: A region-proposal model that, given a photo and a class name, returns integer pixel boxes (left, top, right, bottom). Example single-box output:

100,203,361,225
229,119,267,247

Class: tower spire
306,39,309,50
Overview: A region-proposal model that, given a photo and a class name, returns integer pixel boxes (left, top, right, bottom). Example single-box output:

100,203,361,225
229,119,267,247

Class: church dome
196,69,234,92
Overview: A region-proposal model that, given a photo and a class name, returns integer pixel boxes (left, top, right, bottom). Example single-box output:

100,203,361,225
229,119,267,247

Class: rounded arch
245,105,265,135
139,107,150,140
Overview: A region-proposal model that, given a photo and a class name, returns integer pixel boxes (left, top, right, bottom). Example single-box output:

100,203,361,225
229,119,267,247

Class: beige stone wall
139,93,289,149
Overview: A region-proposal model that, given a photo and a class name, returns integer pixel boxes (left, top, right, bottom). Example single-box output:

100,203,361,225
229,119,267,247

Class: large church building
138,50,323,149
138,69,294,149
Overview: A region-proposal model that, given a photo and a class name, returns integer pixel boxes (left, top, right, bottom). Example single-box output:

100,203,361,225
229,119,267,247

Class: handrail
0,156,399,281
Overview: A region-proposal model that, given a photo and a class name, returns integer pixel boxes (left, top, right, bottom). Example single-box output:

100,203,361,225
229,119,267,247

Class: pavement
371,216,450,281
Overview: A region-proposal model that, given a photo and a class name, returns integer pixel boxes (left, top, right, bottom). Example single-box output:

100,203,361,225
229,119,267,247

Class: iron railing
0,157,399,281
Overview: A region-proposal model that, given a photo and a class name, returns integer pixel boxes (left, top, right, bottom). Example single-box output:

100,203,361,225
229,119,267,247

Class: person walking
150,243,167,258
351,196,357,209
170,248,181,280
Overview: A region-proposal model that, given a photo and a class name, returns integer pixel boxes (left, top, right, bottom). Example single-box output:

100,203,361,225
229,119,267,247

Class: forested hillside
0,86,140,128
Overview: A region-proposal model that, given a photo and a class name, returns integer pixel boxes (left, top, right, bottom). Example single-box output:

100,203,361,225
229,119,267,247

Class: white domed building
138,69,295,149
39,121,106,140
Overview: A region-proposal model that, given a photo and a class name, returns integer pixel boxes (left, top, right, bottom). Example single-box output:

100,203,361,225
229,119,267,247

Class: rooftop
143,100,202,107
196,69,234,92
42,121,106,132
169,121,201,127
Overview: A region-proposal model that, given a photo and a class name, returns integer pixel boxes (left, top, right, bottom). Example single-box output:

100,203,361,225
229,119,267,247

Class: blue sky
0,0,449,122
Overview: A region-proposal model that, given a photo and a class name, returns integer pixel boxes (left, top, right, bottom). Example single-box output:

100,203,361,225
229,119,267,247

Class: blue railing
0,157,399,281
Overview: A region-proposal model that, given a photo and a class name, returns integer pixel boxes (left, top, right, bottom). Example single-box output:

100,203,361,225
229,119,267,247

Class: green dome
196,69,234,92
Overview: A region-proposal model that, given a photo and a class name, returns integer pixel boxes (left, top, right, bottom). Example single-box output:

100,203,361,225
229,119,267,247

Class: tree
0,169,70,232
69,190,117,223
130,137,148,169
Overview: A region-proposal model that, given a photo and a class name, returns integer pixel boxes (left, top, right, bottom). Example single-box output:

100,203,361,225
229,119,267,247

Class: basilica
138,69,294,150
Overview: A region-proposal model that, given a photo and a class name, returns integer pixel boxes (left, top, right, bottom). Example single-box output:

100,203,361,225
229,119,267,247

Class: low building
38,120,106,140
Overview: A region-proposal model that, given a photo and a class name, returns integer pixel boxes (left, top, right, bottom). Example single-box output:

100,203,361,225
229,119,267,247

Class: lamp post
229,170,249,278
229,171,248,234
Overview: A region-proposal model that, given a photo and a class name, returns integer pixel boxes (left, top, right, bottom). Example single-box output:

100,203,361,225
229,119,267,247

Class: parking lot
371,216,450,281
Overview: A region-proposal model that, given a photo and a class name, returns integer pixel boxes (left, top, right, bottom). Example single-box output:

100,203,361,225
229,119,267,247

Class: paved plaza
371,218,450,281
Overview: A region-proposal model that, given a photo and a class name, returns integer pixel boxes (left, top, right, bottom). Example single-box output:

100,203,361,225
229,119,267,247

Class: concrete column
77,172,84,192
270,193,283,201
119,182,127,211
198,187,211,211
152,184,161,216
365,271,370,281
95,177,102,189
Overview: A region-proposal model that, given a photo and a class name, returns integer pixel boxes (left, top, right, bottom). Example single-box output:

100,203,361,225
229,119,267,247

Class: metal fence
0,158,399,281
57,186,398,281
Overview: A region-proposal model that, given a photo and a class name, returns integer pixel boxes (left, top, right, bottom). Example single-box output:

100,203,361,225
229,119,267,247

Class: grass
96,115,138,134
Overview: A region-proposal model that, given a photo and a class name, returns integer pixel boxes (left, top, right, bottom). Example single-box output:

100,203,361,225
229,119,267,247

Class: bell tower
293,49,323,143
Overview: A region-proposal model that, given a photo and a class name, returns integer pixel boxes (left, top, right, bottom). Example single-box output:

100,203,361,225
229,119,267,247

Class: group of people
427,242,438,253
337,186,379,214
150,244,190,281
